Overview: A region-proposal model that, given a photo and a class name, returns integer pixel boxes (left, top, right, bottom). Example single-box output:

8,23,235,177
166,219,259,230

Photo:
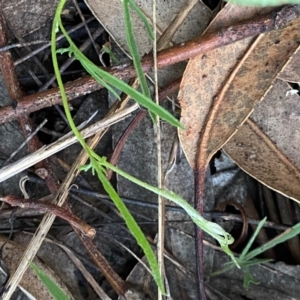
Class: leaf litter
0,1,300,299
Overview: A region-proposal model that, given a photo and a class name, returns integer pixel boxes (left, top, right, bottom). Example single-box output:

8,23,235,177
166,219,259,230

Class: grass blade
244,222,300,261
58,24,182,129
240,217,267,259
92,163,166,294
128,0,154,40
123,0,156,122
30,262,70,300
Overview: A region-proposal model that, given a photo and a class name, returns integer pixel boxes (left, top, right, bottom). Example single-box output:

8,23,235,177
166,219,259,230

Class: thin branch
0,40,48,53
0,103,139,182
0,196,95,237
0,5,298,124
2,119,47,166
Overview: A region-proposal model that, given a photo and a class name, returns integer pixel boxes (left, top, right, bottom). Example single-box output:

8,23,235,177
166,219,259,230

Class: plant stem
0,5,299,125
0,196,95,237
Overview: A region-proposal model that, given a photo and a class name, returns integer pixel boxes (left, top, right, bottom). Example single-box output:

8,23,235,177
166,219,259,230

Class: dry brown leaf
224,119,300,203
178,5,272,168
2,0,60,37
0,236,74,299
224,79,300,202
84,0,211,56
277,49,300,83
178,4,300,197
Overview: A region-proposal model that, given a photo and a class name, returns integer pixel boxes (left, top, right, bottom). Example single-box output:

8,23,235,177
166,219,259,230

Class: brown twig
0,5,299,125
0,196,95,238
75,229,128,296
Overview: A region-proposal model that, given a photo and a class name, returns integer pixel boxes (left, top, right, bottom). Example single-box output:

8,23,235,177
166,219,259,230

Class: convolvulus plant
52,0,237,293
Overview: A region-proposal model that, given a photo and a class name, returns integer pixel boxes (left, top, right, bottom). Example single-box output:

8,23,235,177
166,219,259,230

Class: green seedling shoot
52,0,237,293
211,217,300,288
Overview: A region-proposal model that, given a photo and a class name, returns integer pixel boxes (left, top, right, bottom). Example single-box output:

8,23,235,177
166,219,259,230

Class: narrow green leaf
100,158,236,263
243,268,260,289
209,264,235,277
58,24,182,129
244,222,300,261
122,0,157,123
102,45,120,65
128,0,154,40
80,59,121,100
30,262,70,300
123,0,151,99
238,258,273,268
240,217,267,259
93,163,166,295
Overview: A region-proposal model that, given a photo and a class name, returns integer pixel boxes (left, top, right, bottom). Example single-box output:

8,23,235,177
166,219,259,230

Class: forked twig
0,196,95,237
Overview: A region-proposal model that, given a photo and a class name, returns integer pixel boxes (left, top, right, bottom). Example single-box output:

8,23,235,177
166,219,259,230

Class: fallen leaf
84,0,211,57
179,4,300,205
277,49,300,83
178,4,273,168
0,235,73,299
2,0,60,37
224,80,300,202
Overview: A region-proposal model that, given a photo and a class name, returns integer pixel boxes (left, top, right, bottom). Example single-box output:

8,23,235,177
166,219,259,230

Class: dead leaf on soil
277,48,300,83
1,0,60,37
179,4,300,203
178,4,272,168
224,119,300,203
0,236,74,299
224,80,300,202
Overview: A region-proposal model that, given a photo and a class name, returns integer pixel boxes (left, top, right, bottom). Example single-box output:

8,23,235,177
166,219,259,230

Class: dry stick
152,1,165,298
72,0,101,58
3,119,47,165
0,40,48,53
156,0,198,50
0,196,95,237
0,104,138,182
0,5,298,125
